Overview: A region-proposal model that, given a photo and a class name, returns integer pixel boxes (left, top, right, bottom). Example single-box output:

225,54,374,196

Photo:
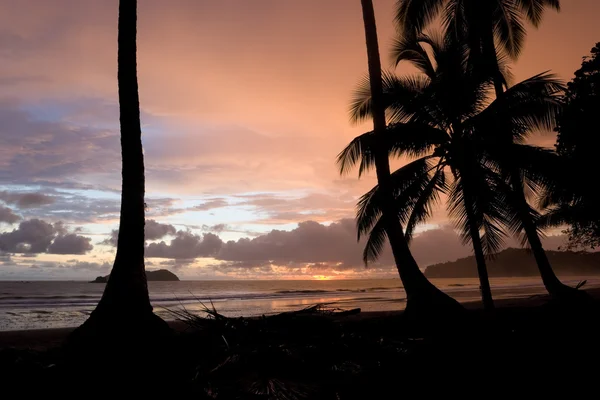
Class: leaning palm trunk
483,34,579,300
509,170,581,298
360,0,461,315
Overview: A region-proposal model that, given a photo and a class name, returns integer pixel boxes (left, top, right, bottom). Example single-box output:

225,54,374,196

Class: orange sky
0,0,598,279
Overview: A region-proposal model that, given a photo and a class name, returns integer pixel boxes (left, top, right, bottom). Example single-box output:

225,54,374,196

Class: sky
0,0,598,280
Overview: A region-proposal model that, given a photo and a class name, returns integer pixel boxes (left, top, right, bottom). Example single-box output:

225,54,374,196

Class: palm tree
340,31,564,310
351,0,462,316
82,0,161,327
394,0,579,300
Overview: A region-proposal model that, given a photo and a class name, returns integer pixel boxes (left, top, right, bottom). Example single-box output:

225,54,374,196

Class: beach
1,277,596,331
2,283,599,350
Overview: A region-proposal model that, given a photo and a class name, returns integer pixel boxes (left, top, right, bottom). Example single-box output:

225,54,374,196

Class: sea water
0,277,595,331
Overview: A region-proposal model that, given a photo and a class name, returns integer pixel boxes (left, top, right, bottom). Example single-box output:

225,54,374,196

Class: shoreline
3,287,599,350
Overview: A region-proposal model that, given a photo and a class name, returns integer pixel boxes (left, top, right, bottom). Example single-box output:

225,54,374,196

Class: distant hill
91,269,179,283
424,248,600,278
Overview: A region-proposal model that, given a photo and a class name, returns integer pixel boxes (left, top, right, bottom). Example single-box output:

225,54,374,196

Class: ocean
0,277,595,331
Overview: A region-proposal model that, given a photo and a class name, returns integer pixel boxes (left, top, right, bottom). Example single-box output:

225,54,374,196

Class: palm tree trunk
360,0,462,315
482,27,505,99
509,170,580,297
92,0,152,317
483,32,578,299
462,184,495,310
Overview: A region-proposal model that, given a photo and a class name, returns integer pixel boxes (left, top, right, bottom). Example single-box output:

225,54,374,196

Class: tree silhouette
348,0,462,317
394,0,579,300
340,30,565,310
73,0,167,338
542,43,600,250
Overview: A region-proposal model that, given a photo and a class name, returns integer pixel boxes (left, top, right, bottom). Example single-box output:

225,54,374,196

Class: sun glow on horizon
312,275,332,281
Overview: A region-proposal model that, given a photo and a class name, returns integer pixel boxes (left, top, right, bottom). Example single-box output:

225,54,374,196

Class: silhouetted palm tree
340,31,564,310
87,0,156,323
349,0,462,316
394,0,578,300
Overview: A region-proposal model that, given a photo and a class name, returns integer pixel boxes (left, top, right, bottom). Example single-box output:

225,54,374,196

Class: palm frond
515,0,560,27
395,0,447,34
362,216,388,265
356,185,382,242
356,157,434,241
470,72,565,142
336,131,376,177
349,72,428,124
404,167,447,240
391,32,441,77
494,0,527,59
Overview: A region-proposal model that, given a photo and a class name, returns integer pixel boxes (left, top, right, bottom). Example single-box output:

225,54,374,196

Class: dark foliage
2,301,600,397
546,43,600,249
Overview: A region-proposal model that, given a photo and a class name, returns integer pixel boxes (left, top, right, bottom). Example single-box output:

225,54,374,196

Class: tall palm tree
352,0,462,316
340,31,564,310
87,0,155,323
394,0,579,300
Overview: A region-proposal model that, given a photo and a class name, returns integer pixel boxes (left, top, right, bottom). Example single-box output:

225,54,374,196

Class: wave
275,289,329,294
0,295,98,301
0,286,405,309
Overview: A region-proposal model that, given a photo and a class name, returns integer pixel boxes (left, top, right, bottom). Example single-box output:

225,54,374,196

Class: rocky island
91,269,179,283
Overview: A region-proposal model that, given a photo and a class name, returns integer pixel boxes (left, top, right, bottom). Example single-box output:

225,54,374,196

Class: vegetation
542,43,600,250
340,29,566,310
424,248,600,278
348,0,462,317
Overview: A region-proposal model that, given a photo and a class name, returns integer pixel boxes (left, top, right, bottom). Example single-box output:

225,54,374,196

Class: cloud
0,218,93,255
0,219,56,253
0,190,54,208
47,233,93,255
214,220,569,274
193,199,229,211
218,219,361,266
0,206,20,224
144,219,177,240
235,193,357,224
146,231,223,260
201,223,228,233
101,219,178,246
0,101,121,189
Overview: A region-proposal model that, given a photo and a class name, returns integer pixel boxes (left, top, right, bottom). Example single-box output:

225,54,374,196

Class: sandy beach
3,286,599,350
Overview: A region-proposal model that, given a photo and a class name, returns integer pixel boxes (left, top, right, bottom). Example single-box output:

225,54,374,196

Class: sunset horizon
1,0,599,281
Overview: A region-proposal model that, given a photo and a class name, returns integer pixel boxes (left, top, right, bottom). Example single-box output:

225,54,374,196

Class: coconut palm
394,0,579,300
340,31,564,310
81,0,163,329
351,0,462,316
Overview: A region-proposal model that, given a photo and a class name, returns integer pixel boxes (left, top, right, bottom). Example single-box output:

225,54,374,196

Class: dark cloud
145,219,177,240
101,219,178,246
218,220,361,266
47,233,93,255
0,219,56,253
0,218,93,255
146,231,223,260
201,223,228,233
0,190,54,208
0,206,20,224
215,219,569,273
193,199,228,211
